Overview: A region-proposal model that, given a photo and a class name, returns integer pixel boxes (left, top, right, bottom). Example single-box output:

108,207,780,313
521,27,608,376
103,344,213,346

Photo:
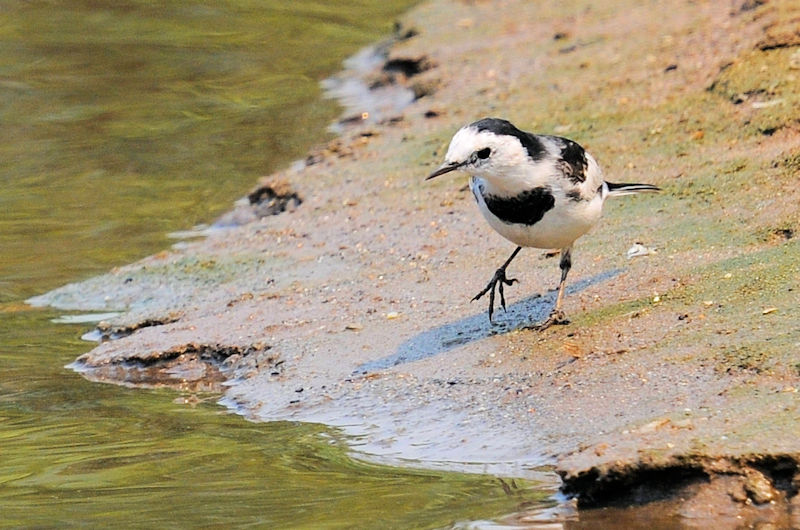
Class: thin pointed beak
426,161,464,180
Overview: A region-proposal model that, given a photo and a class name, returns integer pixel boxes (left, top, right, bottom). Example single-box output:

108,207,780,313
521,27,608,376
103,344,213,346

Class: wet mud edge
560,454,800,519
36,0,800,519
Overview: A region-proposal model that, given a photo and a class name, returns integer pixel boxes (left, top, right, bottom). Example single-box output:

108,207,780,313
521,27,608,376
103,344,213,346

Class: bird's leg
472,246,522,323
533,247,572,331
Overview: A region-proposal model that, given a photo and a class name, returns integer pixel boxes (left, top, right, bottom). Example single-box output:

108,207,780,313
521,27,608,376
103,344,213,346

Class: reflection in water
0,1,554,526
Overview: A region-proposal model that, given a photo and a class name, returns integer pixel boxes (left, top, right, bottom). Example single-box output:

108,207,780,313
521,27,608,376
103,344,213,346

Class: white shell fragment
626,242,656,259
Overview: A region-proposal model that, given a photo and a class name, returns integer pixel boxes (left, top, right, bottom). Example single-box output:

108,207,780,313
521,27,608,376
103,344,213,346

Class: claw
527,309,570,332
472,267,518,323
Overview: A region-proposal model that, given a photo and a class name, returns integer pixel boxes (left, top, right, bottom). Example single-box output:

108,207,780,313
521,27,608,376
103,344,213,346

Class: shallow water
0,1,554,526
1,309,556,527
0,0,430,303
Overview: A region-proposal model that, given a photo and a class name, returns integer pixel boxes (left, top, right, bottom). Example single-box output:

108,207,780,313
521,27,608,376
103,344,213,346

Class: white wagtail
427,117,660,330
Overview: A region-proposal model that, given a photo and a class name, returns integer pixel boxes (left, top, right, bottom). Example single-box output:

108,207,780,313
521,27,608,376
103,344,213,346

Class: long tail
605,181,661,197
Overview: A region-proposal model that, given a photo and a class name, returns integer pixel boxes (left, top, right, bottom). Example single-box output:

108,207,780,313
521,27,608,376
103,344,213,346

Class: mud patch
71,342,275,391
378,55,435,99
84,313,182,342
382,56,431,78
246,178,302,216
214,177,302,228
559,458,708,508
322,24,435,130
560,455,800,522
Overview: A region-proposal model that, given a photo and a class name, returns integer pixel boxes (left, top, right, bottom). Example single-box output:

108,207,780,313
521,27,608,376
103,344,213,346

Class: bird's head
426,118,536,182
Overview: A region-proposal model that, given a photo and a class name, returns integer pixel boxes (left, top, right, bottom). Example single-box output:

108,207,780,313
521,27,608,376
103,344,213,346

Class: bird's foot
472,267,518,323
527,309,570,332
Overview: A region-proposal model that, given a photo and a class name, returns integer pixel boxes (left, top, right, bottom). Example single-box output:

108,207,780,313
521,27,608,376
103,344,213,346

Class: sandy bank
32,0,800,522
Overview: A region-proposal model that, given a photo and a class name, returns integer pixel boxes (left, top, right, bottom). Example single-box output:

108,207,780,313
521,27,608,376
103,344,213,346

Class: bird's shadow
355,268,623,374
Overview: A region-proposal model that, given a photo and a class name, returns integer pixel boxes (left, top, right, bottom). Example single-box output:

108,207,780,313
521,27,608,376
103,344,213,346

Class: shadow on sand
355,268,623,373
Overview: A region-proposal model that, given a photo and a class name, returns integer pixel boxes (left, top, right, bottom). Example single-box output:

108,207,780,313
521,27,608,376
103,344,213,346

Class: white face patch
444,127,528,178
444,126,487,165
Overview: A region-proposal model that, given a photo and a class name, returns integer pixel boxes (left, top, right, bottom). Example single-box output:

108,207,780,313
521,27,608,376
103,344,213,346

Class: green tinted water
1,310,549,527
0,1,551,526
0,0,420,301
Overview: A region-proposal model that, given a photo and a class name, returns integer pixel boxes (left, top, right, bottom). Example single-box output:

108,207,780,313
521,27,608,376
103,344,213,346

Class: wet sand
32,0,800,523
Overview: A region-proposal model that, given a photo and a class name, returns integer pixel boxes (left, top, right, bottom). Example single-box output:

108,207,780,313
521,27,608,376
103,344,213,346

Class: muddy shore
31,0,799,524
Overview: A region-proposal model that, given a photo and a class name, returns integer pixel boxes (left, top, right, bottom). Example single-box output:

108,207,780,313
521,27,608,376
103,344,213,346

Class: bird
426,117,660,330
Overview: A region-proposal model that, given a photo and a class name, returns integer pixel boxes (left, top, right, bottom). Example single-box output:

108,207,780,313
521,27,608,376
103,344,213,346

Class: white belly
471,178,604,249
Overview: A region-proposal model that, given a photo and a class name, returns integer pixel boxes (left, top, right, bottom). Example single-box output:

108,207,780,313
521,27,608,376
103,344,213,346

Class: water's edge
26,1,800,525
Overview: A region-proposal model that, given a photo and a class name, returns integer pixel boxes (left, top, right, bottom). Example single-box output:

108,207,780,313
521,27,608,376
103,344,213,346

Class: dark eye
476,147,491,159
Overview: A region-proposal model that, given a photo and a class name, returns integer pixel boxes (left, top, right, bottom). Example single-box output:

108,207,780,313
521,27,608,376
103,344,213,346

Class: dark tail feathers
605,181,661,196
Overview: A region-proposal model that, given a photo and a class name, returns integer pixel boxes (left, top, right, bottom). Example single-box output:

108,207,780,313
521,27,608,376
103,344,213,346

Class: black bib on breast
482,187,555,226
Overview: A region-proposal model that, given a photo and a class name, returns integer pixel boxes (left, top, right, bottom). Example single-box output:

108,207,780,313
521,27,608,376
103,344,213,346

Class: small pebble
744,468,778,505
790,49,800,69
